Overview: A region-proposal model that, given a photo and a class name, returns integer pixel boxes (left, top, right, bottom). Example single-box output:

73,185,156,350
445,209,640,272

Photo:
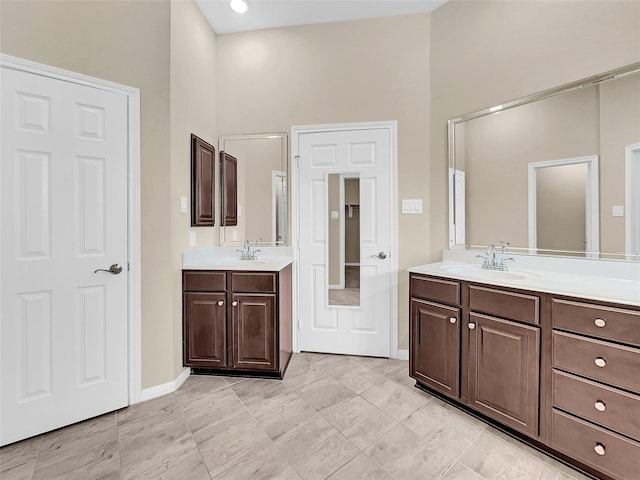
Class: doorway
292,122,398,358
0,55,140,446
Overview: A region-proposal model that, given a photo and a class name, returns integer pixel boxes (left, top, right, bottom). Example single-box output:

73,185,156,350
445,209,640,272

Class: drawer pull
594,443,606,456
217,300,224,306
232,301,238,307
594,357,606,368
594,318,606,328
468,322,476,330
594,400,606,412
449,317,457,324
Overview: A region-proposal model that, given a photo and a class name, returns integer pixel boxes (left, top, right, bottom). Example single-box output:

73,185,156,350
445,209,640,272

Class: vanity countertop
183,257,294,272
409,261,640,307
182,246,294,272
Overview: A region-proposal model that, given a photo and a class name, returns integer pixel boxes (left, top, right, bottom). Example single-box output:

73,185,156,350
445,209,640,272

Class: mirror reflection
327,174,361,307
449,63,640,259
218,133,288,246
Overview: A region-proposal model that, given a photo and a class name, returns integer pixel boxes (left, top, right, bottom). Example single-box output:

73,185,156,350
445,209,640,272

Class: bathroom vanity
409,255,640,480
182,250,293,378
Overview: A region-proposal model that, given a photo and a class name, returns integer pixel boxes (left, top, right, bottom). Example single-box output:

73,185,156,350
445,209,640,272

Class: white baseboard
328,284,342,290
139,367,190,403
345,263,360,267
396,349,409,361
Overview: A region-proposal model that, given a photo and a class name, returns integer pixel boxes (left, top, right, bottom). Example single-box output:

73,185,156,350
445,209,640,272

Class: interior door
1,67,129,445
297,127,393,357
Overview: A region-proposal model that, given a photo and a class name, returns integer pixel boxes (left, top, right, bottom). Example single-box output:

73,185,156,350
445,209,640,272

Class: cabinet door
468,313,540,437
410,299,460,398
232,294,277,371
183,292,227,367
220,151,237,226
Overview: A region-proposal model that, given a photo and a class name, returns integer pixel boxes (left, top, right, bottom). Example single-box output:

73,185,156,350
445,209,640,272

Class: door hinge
295,155,300,168
127,262,130,271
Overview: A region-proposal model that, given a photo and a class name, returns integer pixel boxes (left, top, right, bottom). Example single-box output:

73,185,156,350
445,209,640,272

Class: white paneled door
1,67,129,445
296,126,395,357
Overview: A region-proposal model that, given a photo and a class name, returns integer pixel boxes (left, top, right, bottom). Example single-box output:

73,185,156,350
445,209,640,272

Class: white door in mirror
297,126,393,357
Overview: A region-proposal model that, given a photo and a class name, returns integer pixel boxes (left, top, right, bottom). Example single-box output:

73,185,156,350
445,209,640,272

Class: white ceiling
195,0,448,34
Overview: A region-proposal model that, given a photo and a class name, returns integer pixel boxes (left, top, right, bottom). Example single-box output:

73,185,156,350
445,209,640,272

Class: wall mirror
448,62,640,260
327,173,361,307
219,133,288,246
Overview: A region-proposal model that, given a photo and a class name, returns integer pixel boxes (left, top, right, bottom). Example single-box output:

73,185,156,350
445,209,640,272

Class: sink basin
440,264,539,281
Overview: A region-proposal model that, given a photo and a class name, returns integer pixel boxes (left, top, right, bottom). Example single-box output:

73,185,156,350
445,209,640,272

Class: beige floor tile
294,376,357,414
291,432,359,480
0,435,41,480
130,450,210,480
255,391,320,441
229,377,291,416
361,379,428,421
365,424,455,480
391,368,420,390
557,465,593,480
331,360,387,394
197,411,274,477
213,443,300,480
442,462,488,480
175,374,228,402
354,356,408,378
117,393,181,430
459,430,533,479
327,453,393,480
274,416,337,464
32,440,120,480
324,396,397,450
402,401,485,456
491,453,560,480
180,386,244,434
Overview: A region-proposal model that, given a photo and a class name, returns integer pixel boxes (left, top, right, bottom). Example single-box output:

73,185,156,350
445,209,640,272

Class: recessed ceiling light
230,0,248,14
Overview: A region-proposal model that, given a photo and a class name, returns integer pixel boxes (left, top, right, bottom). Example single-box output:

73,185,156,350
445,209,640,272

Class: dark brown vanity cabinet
410,276,461,398
410,275,541,438
183,266,292,378
220,151,238,226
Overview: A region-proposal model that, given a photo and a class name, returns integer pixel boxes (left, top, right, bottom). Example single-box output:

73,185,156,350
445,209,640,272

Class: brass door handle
94,264,123,275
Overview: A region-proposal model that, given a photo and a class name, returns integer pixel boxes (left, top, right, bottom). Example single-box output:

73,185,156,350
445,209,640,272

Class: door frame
0,54,142,404
625,143,640,257
291,121,399,359
527,155,599,254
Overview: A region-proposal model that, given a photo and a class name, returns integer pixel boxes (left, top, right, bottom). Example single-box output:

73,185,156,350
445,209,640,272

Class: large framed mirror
218,133,288,246
448,62,640,260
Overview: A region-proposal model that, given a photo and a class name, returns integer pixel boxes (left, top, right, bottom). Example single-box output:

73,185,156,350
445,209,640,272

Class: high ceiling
195,0,448,34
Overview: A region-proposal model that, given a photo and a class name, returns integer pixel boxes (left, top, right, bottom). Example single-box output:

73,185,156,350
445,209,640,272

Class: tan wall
1,0,217,388
462,87,598,248
216,14,431,350
600,74,640,253
169,0,217,379
345,179,360,264
431,0,640,262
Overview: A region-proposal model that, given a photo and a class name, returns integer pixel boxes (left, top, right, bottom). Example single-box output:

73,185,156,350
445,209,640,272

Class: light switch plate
180,196,188,213
331,211,339,219
612,205,624,217
402,199,423,214
189,231,196,247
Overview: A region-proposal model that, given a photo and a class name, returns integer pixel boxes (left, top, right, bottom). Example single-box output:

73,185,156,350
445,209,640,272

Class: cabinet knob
594,400,606,412
449,317,457,324
468,323,476,330
217,300,224,306
594,318,606,328
594,357,606,368
232,301,238,307
594,443,606,456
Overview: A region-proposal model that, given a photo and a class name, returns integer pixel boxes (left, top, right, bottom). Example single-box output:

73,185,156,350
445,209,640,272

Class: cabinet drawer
553,331,640,393
469,285,539,325
553,370,640,441
183,271,226,292
551,409,640,480
232,272,276,293
410,275,460,306
552,299,640,348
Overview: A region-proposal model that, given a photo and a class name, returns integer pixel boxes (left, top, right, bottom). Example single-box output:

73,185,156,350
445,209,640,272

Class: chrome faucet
477,242,515,271
236,239,261,260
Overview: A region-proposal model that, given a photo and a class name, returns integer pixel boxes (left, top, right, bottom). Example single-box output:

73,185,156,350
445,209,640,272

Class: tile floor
0,353,593,480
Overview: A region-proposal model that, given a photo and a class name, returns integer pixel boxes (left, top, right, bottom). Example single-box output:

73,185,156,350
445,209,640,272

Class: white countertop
408,261,640,308
182,246,294,272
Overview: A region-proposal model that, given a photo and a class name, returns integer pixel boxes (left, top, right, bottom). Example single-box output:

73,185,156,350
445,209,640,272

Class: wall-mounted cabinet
220,151,238,226
190,134,215,226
